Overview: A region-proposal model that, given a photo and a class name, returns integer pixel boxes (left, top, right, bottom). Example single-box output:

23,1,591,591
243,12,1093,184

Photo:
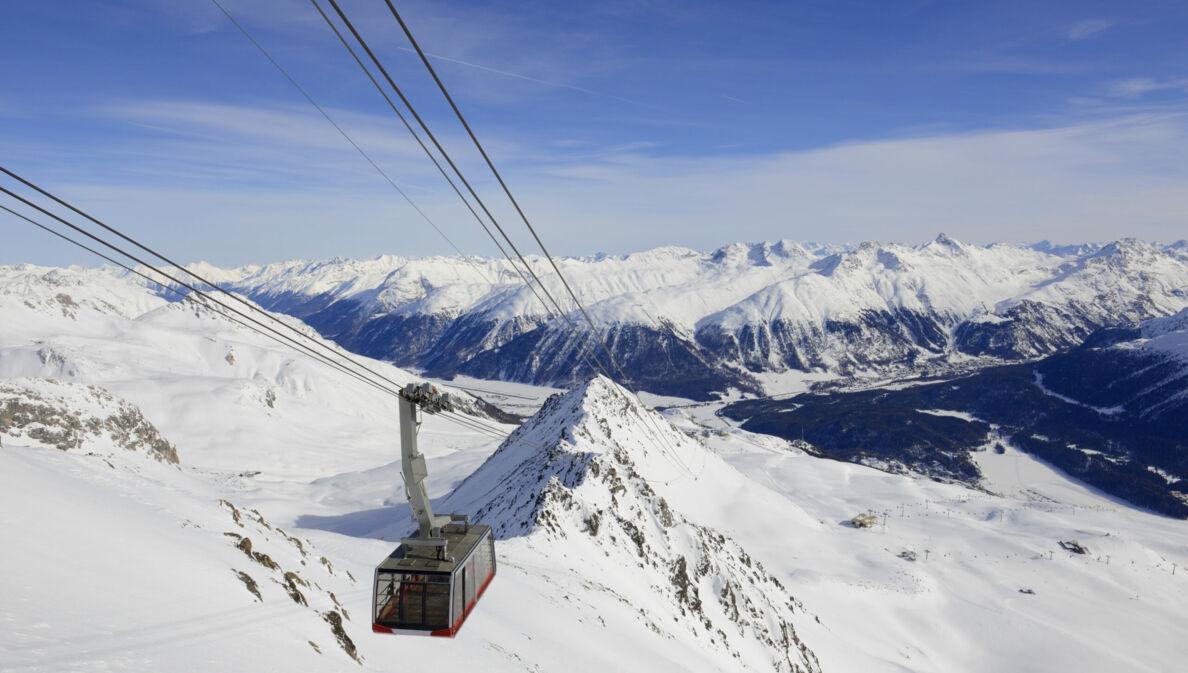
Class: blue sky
2,0,1187,267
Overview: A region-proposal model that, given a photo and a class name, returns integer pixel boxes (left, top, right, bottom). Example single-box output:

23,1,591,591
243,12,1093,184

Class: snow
917,408,983,422
749,369,839,397
712,424,1188,673
1137,307,1188,361
1033,371,1125,415
164,236,1188,400
973,437,1126,507
217,237,1188,340
2,263,1187,672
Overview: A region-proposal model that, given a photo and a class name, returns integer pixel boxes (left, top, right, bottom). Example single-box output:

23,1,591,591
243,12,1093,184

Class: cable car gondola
372,383,496,637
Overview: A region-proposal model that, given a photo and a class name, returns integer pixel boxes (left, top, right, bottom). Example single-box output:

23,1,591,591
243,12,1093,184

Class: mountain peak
439,376,822,671
930,232,963,248
442,375,690,537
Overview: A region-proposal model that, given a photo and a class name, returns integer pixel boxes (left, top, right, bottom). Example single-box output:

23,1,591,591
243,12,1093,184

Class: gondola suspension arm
398,383,469,560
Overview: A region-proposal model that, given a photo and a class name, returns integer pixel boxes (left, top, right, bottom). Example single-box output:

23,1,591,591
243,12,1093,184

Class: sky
2,0,1187,267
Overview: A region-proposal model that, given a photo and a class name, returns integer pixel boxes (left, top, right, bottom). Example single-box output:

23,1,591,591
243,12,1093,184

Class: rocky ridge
440,377,823,672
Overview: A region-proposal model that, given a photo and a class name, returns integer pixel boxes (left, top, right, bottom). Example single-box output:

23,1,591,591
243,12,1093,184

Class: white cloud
7,102,1188,267
511,112,1188,253
1106,77,1188,98
1067,19,1113,41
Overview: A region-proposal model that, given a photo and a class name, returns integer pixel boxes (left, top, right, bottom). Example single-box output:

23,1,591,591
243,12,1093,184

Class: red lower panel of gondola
373,567,496,638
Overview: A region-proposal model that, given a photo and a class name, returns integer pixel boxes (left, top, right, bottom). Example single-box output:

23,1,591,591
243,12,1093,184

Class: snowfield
1,263,1186,672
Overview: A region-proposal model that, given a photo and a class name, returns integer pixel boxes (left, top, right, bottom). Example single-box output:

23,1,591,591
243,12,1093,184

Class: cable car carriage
372,384,496,637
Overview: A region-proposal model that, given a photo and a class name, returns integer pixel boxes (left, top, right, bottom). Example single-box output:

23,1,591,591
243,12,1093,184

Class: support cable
383,3,697,478
208,0,491,284
6,190,690,479
1,204,192,302
3,192,532,447
0,179,412,401
0,165,440,404
312,0,605,379
321,0,614,382
1,203,387,398
308,0,604,376
383,0,631,387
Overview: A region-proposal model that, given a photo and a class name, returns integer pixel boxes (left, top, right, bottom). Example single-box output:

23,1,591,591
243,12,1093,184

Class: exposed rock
322,610,360,664
233,569,262,602
0,380,179,463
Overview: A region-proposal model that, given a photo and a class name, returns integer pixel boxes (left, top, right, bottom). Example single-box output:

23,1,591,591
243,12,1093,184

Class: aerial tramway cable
305,0,607,380
318,2,699,482
382,0,637,390
0,182,409,401
0,203,395,397
3,175,691,476
206,0,492,284
0,168,424,399
318,0,618,383
0,173,552,451
8,0,704,480
380,2,702,479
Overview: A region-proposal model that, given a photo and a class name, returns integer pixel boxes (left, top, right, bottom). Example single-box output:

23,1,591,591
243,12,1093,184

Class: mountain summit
441,376,824,672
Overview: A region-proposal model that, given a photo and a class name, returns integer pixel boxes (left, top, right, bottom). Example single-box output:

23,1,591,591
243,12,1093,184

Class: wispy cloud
515,112,1188,252
11,99,1188,266
102,100,425,159
89,98,527,194
1067,19,1113,41
405,48,657,110
1106,77,1188,98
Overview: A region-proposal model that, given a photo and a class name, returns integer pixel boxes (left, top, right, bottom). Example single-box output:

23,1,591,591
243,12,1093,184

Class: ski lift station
372,383,496,637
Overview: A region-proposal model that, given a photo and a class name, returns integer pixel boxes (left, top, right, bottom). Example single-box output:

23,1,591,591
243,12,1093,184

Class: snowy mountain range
201,236,1188,400
3,261,1186,672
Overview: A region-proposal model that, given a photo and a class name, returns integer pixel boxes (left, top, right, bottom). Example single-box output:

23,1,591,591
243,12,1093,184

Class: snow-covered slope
0,440,365,671
0,263,507,671
208,237,1188,399
3,262,1187,672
